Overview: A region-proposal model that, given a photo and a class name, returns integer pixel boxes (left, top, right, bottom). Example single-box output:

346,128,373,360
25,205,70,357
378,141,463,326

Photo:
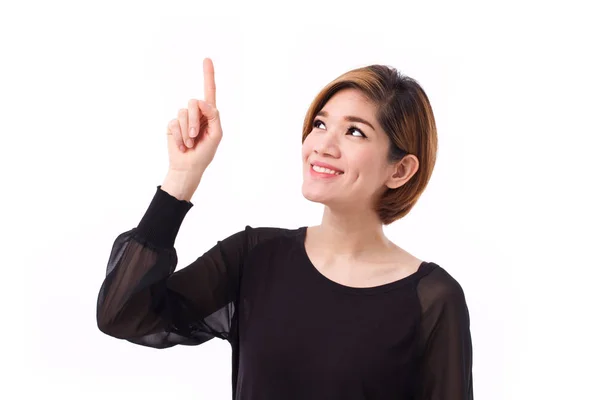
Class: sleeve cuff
135,185,194,248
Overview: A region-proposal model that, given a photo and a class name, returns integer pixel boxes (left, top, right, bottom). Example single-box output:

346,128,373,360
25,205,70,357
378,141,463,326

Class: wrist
161,170,202,202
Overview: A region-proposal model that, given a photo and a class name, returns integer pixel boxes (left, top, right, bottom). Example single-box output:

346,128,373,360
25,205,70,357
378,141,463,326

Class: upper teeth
312,164,342,175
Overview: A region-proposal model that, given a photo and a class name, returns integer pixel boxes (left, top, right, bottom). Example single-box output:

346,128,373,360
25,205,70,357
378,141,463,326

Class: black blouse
97,185,474,399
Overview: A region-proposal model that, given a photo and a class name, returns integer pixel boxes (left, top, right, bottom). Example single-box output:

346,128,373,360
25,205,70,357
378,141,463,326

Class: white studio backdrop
1,0,598,399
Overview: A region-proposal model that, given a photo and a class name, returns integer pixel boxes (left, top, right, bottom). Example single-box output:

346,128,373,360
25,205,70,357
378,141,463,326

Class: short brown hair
301,64,438,225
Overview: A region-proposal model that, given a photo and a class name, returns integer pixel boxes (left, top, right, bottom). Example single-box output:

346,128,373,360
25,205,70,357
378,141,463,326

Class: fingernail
179,145,186,152
186,139,194,148
189,127,196,138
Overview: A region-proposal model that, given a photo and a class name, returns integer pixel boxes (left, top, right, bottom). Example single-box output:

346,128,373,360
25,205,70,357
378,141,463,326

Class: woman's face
301,88,399,211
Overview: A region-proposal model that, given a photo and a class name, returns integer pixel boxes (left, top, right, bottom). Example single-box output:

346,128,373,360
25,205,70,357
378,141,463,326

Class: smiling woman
97,58,472,400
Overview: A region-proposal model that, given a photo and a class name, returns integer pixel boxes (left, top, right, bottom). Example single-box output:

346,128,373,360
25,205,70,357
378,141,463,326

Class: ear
385,154,420,189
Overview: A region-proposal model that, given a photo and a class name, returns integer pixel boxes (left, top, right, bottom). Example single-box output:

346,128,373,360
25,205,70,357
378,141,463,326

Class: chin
301,184,328,204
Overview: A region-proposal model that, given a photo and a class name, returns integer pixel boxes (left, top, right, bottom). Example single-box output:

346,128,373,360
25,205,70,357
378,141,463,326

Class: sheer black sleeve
416,266,474,399
96,185,279,349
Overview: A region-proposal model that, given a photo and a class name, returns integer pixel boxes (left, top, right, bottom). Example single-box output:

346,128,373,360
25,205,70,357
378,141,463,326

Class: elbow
96,306,133,340
96,306,112,336
97,314,126,339
99,321,178,350
96,308,169,346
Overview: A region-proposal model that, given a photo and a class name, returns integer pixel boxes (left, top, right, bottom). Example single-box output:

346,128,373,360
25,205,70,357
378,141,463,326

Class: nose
314,130,341,158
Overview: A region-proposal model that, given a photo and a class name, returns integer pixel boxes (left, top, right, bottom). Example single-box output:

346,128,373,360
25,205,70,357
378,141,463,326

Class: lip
308,161,344,179
309,166,342,179
310,160,344,173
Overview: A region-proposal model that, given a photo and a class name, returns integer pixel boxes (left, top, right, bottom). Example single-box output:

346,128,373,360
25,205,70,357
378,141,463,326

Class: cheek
354,155,384,181
301,136,313,160
353,152,373,171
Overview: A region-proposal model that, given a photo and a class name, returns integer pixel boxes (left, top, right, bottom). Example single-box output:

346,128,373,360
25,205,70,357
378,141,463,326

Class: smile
310,164,344,177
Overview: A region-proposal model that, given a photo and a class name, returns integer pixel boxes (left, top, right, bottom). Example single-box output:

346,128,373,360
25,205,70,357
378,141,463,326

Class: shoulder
417,263,468,308
211,225,304,262
219,225,301,242
243,225,303,239
240,225,305,249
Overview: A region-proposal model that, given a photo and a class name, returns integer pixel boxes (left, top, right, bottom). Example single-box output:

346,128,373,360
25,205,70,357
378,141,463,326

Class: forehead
322,88,375,114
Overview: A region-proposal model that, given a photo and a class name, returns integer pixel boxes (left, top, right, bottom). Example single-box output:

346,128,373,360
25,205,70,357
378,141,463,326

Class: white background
1,0,598,399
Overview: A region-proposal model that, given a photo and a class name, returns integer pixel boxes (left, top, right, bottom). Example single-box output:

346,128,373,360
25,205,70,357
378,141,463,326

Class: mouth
310,163,344,176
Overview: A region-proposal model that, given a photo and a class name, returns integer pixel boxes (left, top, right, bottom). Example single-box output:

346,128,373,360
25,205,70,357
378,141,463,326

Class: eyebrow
316,110,375,131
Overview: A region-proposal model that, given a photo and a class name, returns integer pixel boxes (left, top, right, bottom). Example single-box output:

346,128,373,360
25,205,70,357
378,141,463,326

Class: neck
312,205,394,262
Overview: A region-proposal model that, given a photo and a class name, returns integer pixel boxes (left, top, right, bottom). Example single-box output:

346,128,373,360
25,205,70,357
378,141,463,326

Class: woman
97,58,473,399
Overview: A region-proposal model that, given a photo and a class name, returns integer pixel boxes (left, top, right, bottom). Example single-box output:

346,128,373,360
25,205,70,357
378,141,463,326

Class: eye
347,124,366,138
312,119,367,138
313,119,326,130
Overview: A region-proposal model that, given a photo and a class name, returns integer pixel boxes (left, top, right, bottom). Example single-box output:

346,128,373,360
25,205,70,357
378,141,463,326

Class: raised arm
96,57,239,348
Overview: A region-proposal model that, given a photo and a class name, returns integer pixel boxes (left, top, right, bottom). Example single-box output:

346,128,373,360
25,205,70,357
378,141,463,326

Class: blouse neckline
296,226,436,296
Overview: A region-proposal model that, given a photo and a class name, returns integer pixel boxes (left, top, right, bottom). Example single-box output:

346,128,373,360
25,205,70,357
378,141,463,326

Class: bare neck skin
308,205,398,265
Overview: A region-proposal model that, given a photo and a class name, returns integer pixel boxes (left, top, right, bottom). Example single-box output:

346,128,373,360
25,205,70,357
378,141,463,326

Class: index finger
203,57,216,106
